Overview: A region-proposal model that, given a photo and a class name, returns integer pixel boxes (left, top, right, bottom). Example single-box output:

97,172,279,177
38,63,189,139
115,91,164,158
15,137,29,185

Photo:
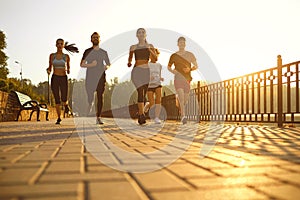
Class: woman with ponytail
128,28,157,125
47,38,79,124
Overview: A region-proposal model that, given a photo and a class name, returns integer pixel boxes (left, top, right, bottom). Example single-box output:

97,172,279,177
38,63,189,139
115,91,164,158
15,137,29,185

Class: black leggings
131,67,150,103
51,74,68,104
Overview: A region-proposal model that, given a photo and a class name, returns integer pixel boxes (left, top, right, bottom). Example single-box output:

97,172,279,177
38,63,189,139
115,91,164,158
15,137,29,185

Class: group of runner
46,28,198,125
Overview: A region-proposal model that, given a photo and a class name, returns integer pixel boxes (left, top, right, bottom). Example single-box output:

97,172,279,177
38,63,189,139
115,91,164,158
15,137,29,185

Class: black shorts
147,85,162,92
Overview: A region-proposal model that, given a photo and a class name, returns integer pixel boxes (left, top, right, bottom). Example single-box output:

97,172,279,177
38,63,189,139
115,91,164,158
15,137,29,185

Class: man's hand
183,67,191,73
172,69,179,74
91,60,97,67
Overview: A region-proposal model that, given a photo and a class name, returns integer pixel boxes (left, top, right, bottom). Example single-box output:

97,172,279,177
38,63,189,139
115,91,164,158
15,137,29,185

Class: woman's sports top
52,53,66,69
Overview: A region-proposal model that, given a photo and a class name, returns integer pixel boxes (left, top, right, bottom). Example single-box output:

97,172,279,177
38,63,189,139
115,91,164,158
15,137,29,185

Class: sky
0,0,299,85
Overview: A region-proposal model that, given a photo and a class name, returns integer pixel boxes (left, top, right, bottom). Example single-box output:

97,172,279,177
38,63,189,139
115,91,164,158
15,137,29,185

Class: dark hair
136,28,147,43
91,32,100,40
177,36,186,43
56,38,79,54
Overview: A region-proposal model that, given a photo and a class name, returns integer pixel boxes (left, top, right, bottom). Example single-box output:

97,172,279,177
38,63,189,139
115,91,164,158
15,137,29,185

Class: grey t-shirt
82,47,110,91
148,62,162,88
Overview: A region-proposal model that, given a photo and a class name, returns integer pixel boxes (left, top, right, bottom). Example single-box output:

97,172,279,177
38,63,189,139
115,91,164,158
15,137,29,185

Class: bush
0,78,8,92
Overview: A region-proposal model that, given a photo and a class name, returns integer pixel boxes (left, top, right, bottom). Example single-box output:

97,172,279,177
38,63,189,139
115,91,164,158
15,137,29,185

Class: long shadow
0,120,82,145
2,118,299,164
218,125,300,163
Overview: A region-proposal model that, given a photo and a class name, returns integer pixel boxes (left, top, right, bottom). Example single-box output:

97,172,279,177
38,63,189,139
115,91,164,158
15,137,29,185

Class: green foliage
0,78,8,91
0,30,6,50
0,30,9,79
0,66,9,79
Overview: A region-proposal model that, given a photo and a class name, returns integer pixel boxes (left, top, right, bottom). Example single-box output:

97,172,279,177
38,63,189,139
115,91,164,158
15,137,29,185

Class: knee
149,100,155,107
155,98,161,104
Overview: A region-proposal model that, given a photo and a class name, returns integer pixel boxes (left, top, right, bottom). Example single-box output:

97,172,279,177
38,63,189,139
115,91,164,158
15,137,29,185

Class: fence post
277,55,283,127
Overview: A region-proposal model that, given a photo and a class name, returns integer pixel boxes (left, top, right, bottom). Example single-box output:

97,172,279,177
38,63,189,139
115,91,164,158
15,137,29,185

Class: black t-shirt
168,51,196,81
82,47,111,80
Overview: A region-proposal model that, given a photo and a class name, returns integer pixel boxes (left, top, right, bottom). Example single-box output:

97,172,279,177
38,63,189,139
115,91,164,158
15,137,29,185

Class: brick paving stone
0,183,78,199
151,187,268,200
0,167,39,185
166,162,216,178
254,185,300,200
89,181,143,200
46,160,81,173
184,157,234,170
133,169,191,191
39,172,127,183
188,175,282,189
266,172,300,185
212,165,290,177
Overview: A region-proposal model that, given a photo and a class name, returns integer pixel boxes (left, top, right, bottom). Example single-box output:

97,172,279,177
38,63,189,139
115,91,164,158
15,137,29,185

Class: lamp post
15,61,23,88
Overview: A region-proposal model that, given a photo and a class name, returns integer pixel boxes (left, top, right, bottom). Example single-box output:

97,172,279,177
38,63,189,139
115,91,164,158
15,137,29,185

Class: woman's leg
51,75,62,121
146,90,155,111
55,104,61,119
136,84,148,115
137,86,144,115
60,76,69,114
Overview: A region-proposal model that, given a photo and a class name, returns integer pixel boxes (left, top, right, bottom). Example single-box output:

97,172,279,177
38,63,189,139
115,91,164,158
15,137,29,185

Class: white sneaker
154,117,161,124
181,116,187,125
96,117,104,125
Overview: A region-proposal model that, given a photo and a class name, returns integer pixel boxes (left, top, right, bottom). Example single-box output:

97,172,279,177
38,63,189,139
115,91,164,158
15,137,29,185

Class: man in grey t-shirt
80,32,111,124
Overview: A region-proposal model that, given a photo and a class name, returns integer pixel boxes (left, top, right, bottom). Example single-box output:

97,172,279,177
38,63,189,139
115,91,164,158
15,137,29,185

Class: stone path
0,118,299,199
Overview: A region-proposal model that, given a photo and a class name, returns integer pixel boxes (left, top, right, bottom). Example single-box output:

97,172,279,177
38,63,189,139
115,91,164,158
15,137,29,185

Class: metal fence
183,55,300,127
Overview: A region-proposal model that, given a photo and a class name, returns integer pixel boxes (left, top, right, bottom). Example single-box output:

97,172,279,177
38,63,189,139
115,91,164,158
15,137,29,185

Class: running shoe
96,117,104,125
138,114,146,125
55,118,62,125
181,116,187,125
154,117,161,124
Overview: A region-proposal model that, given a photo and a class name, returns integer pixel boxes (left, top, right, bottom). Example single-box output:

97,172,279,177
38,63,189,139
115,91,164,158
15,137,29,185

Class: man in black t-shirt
80,32,111,124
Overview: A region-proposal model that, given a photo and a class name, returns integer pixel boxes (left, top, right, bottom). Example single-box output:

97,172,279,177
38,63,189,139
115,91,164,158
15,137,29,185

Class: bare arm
47,54,53,74
191,53,198,71
104,51,111,70
191,60,198,71
80,59,97,68
167,55,178,74
127,45,135,67
148,44,157,61
167,64,177,74
66,54,70,74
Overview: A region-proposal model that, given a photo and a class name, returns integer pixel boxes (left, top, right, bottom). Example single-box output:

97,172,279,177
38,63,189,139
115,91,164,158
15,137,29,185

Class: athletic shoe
55,118,62,125
96,117,104,125
154,117,161,124
138,114,146,125
64,105,70,114
181,116,187,125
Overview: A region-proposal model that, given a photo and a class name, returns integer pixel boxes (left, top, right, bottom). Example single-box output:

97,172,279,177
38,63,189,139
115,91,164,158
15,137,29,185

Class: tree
0,30,9,79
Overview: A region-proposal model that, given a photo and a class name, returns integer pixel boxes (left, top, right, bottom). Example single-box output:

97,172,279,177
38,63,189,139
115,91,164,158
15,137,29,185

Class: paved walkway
0,118,299,200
